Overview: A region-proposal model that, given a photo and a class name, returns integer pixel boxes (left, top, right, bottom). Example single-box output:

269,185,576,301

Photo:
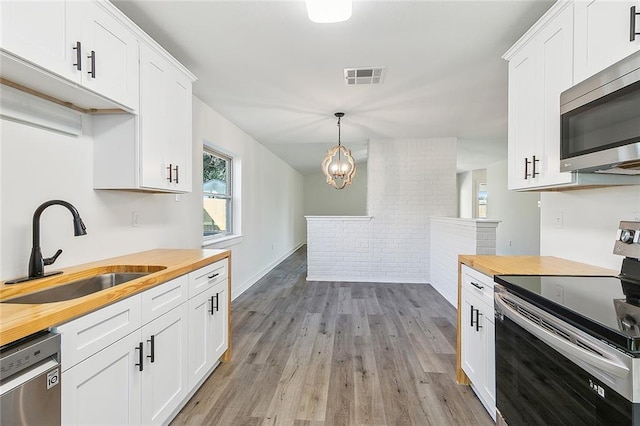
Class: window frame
203,147,233,241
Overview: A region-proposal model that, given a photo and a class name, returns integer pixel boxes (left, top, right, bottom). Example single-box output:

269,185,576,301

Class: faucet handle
44,249,63,266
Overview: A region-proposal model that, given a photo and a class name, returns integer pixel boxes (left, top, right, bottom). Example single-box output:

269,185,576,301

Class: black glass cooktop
494,274,640,354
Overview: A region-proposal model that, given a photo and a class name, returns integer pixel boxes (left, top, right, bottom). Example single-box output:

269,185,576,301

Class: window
203,148,232,239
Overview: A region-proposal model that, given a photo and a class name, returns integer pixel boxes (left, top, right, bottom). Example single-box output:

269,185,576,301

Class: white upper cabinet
139,43,193,192
506,3,574,190
0,1,79,82
574,0,640,83
0,0,138,111
77,1,139,109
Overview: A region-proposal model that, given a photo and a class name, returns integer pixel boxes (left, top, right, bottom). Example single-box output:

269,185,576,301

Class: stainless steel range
494,221,640,425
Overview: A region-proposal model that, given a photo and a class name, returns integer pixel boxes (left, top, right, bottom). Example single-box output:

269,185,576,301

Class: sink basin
2,272,149,304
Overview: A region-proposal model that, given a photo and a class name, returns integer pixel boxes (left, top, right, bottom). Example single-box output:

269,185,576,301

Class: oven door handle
496,295,630,379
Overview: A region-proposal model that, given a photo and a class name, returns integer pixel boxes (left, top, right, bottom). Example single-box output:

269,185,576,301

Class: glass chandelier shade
321,112,357,190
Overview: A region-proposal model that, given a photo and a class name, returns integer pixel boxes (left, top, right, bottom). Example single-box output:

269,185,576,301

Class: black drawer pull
73,41,82,70
147,335,155,363
632,6,640,42
135,342,143,372
87,50,95,78
208,272,220,280
470,281,484,290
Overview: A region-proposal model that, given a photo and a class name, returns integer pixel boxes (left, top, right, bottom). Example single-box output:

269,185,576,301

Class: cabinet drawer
462,265,494,306
188,259,228,298
55,294,141,372
141,275,188,325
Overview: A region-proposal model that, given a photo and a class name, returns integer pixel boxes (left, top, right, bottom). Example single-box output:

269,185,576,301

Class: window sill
202,234,243,249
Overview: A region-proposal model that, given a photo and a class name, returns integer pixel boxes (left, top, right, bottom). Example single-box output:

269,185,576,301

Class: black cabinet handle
209,295,215,315
135,342,144,372
174,165,179,184
167,164,173,182
73,41,82,71
214,292,219,312
475,311,483,331
470,281,484,290
631,6,640,42
470,304,475,327
147,335,155,363
208,272,220,280
524,157,531,179
532,155,540,177
87,50,96,78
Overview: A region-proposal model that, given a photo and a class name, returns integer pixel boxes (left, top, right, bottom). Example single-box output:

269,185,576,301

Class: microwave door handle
495,295,630,379
631,6,639,42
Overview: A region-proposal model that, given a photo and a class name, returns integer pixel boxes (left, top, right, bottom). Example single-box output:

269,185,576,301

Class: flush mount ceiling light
305,0,352,23
322,112,357,190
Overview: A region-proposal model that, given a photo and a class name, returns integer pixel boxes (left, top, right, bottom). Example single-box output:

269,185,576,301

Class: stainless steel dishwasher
0,331,61,426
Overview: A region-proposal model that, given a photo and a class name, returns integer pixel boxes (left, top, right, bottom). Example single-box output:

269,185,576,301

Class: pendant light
321,112,356,190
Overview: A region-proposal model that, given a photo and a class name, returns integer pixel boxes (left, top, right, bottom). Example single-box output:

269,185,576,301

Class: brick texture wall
307,138,458,284
429,217,499,305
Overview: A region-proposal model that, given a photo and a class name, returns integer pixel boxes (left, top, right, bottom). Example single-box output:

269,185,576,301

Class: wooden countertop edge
455,255,618,385
0,248,231,346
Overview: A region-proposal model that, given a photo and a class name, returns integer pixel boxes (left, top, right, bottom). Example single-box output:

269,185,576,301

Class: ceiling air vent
344,67,386,85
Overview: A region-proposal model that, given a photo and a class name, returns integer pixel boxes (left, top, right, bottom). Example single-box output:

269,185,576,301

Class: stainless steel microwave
560,50,640,175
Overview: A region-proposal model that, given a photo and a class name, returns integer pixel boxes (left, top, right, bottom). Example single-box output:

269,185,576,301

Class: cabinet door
139,43,169,190
507,42,537,190
461,289,483,385
167,71,193,192
62,330,142,426
188,282,228,389
536,4,574,187
141,304,189,426
483,312,496,418
574,0,640,83
0,0,80,81
79,1,139,109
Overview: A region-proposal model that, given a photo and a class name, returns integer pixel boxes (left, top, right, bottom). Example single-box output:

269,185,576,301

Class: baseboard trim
231,242,305,300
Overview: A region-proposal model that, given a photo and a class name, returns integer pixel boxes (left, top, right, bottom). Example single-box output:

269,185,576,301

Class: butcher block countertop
0,249,230,347
456,255,618,384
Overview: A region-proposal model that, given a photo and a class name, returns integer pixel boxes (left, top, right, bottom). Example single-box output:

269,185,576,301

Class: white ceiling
113,0,554,175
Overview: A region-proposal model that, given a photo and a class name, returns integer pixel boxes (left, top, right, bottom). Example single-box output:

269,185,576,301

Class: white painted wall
457,171,473,218
540,186,640,270
457,169,487,218
303,163,367,216
486,160,540,255
1,97,305,300
0,116,199,280
191,97,305,298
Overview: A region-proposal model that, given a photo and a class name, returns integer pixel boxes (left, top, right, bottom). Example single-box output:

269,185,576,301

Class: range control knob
620,229,636,244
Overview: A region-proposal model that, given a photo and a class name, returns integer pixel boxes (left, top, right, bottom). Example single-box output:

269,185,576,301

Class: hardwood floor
172,246,493,426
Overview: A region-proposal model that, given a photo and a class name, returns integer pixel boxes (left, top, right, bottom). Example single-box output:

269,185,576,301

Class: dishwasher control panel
0,331,60,381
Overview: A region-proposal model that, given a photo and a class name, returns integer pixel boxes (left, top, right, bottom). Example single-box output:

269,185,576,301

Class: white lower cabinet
62,329,142,425
460,265,496,420
57,261,229,426
188,274,228,389
141,303,189,425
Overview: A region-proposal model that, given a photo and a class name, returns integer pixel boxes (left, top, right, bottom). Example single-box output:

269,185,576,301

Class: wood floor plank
172,246,494,426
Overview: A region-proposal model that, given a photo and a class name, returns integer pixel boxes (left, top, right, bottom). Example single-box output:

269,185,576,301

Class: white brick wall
429,217,499,306
307,138,458,284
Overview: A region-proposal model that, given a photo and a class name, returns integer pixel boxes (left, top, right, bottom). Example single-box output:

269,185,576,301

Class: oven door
495,291,638,425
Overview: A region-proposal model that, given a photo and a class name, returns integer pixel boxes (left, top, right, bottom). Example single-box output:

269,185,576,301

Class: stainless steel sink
1,272,149,304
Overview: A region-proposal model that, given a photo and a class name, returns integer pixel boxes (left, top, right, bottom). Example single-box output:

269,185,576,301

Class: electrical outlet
132,211,141,227
553,211,563,229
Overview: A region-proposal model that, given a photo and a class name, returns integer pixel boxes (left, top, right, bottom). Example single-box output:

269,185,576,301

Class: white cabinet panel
141,304,189,426
0,0,79,81
188,279,228,389
79,1,139,109
62,330,142,426
574,0,640,83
